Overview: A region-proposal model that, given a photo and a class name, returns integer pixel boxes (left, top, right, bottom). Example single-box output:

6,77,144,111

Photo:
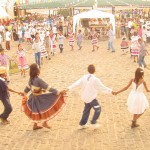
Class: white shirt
6,31,11,41
58,34,65,44
0,25,4,32
32,41,42,53
18,31,22,38
68,74,112,103
128,21,133,28
107,29,115,42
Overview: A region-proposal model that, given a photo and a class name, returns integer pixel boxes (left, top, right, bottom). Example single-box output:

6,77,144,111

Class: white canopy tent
73,10,115,33
0,6,11,19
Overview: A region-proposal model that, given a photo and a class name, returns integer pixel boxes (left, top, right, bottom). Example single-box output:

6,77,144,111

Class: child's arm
8,87,23,95
116,79,133,95
143,81,150,92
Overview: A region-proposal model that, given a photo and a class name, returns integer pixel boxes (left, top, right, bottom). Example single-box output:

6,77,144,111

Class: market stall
73,9,115,34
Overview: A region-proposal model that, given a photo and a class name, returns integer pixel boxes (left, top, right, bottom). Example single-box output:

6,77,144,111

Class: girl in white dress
116,68,150,128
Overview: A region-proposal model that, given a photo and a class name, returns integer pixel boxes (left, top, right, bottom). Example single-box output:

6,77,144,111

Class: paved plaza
0,40,150,150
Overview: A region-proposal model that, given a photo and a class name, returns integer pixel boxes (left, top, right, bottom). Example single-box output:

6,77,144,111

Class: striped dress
130,36,140,56
68,32,75,46
50,34,57,54
91,31,98,46
41,45,48,58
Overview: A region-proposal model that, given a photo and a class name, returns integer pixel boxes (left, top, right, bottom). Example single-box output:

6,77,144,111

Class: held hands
112,91,118,95
18,92,25,96
60,89,69,95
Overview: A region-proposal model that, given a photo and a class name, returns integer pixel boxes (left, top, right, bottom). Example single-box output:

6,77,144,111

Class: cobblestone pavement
0,40,150,150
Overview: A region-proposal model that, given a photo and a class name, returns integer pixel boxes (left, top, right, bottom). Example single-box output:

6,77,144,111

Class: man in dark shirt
0,66,22,124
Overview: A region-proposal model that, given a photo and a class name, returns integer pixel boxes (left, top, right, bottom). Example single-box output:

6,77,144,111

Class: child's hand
112,91,118,95
18,92,25,96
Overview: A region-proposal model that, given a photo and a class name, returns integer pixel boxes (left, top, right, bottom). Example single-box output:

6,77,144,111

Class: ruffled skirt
22,93,67,122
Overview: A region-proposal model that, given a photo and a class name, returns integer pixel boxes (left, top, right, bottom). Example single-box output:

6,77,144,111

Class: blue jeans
80,99,101,125
35,52,41,68
138,55,146,67
0,98,12,119
108,41,115,51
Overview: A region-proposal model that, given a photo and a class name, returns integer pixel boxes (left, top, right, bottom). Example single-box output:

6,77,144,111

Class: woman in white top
32,33,42,68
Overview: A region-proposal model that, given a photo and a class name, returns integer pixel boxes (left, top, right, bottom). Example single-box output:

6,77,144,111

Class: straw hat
0,66,6,74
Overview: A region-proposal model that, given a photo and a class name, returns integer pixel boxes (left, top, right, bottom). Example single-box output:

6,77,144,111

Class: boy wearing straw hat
0,66,22,124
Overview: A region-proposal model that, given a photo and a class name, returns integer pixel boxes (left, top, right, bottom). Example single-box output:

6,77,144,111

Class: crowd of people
0,10,150,130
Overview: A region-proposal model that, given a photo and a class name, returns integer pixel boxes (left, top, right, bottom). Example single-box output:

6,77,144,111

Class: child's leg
23,69,26,77
92,45,95,51
21,69,23,76
135,113,143,120
131,114,143,128
59,44,63,53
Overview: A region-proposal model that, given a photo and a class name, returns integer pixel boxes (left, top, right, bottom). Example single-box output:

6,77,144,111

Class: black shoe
0,118,10,125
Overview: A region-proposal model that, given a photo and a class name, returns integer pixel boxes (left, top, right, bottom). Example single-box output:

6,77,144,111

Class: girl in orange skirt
22,63,66,130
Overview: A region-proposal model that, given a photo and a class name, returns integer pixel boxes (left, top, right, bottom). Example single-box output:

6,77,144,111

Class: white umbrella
0,6,11,19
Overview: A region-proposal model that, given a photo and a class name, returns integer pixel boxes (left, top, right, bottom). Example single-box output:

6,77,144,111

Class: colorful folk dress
50,34,57,55
68,32,75,46
130,36,140,56
91,31,98,46
16,49,28,70
22,77,67,122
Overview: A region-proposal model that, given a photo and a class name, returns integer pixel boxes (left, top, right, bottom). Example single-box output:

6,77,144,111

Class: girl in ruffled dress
120,32,129,54
22,63,66,130
116,68,150,128
15,44,28,77
90,28,99,52
130,32,140,62
49,30,57,55
68,30,75,51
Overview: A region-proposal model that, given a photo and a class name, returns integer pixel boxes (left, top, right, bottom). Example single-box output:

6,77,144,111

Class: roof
21,0,150,9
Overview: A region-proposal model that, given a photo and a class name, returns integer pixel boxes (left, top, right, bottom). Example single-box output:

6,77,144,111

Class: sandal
33,126,43,130
42,123,51,129
131,120,139,128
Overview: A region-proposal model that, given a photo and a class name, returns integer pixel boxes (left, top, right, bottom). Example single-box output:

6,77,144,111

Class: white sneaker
90,123,100,128
78,124,89,130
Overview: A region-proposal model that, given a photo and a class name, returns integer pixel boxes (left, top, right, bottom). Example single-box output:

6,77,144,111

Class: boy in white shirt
58,31,65,53
66,64,115,129
18,29,23,43
5,29,11,50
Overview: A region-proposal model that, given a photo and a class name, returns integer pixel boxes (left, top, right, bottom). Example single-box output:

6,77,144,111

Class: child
138,38,149,68
142,26,147,45
115,68,150,128
120,32,129,54
130,32,140,62
32,35,42,68
0,48,11,82
0,33,2,49
90,28,99,52
58,31,65,53
15,44,28,77
0,66,22,124
5,29,11,50
68,30,75,51
25,29,31,44
18,29,23,43
77,29,83,50
65,64,115,129
49,30,57,56
146,27,150,43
